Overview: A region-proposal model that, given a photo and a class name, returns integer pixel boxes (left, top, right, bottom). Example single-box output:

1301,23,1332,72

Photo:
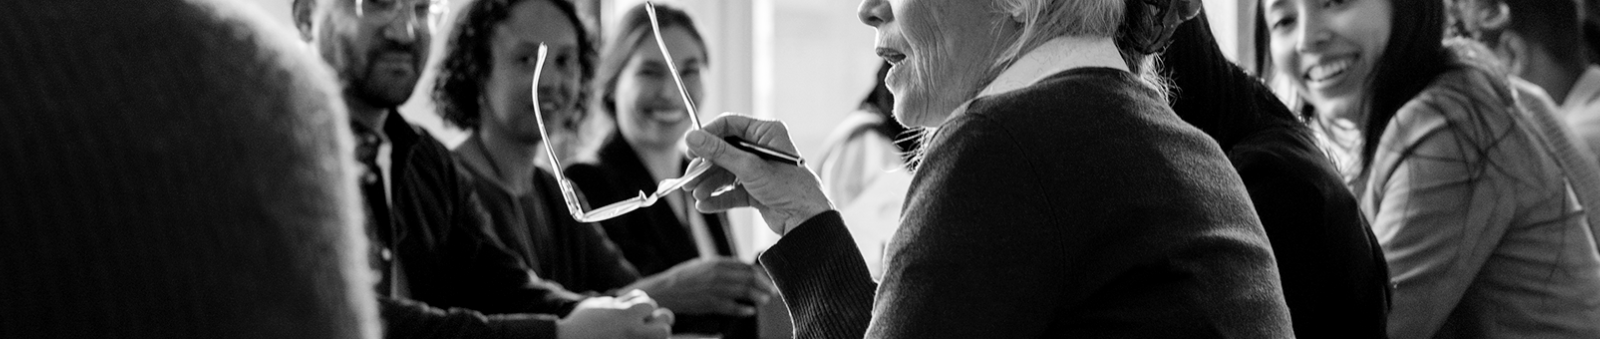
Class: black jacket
456,144,643,294
373,113,586,339
1160,12,1390,339
565,135,755,338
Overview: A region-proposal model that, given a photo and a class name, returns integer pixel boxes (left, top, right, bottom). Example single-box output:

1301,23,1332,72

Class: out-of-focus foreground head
0,0,375,338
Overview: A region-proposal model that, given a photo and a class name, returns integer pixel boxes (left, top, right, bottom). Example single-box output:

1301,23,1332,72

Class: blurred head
294,0,445,110
593,3,708,154
1262,0,1454,167
434,0,594,146
3,0,373,337
1449,0,1585,76
856,0,1166,128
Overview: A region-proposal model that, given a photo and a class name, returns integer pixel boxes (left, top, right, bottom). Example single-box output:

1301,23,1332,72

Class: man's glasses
355,0,447,29
530,44,714,223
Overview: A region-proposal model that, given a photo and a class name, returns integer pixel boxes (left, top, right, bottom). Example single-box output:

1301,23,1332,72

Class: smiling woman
564,4,772,339
1261,0,1600,337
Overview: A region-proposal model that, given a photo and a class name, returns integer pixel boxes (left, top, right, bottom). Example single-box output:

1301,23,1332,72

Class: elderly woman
682,0,1294,337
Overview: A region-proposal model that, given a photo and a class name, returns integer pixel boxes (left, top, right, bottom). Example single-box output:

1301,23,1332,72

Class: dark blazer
1161,12,1390,339
458,153,643,294
377,114,587,339
565,135,754,338
761,68,1294,338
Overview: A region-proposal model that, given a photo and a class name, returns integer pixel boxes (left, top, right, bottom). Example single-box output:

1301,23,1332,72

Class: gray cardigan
761,68,1294,338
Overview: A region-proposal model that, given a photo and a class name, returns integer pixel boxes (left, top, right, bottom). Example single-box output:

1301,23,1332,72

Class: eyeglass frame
353,0,449,30
527,44,713,223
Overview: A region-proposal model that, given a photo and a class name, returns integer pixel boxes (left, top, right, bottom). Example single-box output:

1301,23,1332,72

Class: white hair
991,0,1170,100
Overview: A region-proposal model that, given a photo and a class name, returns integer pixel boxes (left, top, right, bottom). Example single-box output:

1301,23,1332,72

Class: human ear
1497,32,1528,76
292,0,315,42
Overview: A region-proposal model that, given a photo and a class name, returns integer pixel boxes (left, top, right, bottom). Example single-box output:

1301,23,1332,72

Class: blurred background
240,0,1255,261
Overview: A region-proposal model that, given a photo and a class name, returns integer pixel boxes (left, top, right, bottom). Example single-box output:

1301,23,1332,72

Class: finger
695,188,753,213
707,297,758,317
650,308,675,326
623,291,659,309
688,167,737,198
697,112,761,138
625,300,657,319
685,130,766,178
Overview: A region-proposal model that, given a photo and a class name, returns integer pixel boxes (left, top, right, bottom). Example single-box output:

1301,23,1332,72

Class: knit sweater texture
761,68,1294,339
0,0,374,337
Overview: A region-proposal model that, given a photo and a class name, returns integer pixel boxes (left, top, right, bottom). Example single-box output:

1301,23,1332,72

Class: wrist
781,206,831,236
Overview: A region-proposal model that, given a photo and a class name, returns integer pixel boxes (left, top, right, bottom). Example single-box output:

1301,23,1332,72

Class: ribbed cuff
758,211,876,335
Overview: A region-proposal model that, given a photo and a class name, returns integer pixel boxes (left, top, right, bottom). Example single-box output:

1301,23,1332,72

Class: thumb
686,130,762,178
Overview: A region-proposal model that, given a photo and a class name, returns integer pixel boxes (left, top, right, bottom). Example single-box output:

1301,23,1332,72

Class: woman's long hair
1355,0,1459,174
590,3,707,121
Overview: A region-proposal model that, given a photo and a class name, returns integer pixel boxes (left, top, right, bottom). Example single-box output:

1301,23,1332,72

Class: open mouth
876,47,907,65
1304,58,1354,84
638,104,689,123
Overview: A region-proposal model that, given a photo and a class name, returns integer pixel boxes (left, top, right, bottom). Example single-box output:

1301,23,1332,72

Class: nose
657,76,683,108
857,0,891,27
381,5,421,44
1295,10,1331,53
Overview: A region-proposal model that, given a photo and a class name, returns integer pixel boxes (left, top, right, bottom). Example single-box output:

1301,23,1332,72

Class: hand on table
558,290,674,339
683,114,833,235
628,257,777,317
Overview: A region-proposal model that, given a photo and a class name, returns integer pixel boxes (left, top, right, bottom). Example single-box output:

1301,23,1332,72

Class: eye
639,66,665,78
365,0,396,9
1322,0,1349,8
1271,16,1296,31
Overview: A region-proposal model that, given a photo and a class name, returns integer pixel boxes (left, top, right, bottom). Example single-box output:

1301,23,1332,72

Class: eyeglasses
534,1,805,223
530,43,714,223
354,0,448,29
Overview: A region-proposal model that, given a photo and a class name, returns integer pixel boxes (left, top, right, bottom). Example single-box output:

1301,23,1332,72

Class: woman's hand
683,114,833,235
558,290,674,339
626,257,777,317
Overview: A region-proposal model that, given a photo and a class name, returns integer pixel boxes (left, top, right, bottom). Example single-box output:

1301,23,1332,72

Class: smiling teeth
1308,59,1352,82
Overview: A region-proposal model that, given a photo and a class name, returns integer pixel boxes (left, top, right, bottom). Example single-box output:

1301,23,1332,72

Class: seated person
291,0,672,337
1161,9,1390,339
0,0,372,337
1262,0,1600,336
682,0,1295,337
563,4,773,338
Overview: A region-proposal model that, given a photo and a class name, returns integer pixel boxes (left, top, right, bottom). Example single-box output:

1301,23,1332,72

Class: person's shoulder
1230,127,1334,176
1228,127,1352,199
1387,66,1521,155
563,161,611,184
561,160,624,203
956,67,1206,155
971,67,1167,119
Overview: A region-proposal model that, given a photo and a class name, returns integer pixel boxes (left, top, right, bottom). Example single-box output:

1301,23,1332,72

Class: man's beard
345,43,423,108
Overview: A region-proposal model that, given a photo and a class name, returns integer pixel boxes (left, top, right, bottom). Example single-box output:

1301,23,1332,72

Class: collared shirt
947,36,1129,119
